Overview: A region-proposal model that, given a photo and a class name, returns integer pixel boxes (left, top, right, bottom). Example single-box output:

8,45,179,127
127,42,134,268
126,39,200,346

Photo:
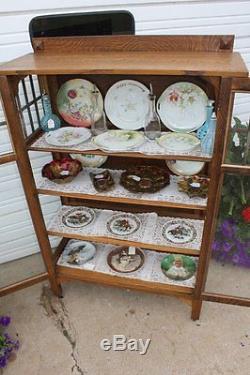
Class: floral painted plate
104,80,150,130
162,220,197,244
107,246,144,273
161,254,196,281
57,79,103,127
166,160,205,176
157,82,208,132
93,130,145,151
62,207,96,228
62,240,96,265
157,132,200,153
107,213,141,236
45,127,91,147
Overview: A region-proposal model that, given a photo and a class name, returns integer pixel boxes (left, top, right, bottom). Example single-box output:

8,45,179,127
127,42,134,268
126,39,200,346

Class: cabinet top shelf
0,50,248,77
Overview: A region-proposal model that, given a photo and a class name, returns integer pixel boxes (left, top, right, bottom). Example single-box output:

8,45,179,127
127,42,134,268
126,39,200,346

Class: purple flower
222,242,233,253
0,356,7,368
220,219,237,239
212,240,221,252
0,316,11,327
232,254,240,264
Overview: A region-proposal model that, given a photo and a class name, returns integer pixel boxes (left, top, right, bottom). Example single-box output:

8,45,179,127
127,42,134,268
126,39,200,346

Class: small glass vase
197,100,214,140
91,89,107,136
40,93,61,132
201,111,217,156
144,92,161,140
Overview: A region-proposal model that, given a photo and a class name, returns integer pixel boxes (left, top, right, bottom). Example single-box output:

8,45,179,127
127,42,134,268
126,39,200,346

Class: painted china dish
120,165,170,193
161,254,196,281
45,127,91,147
69,153,108,167
107,213,141,236
162,219,197,244
62,207,96,228
157,82,208,132
41,157,82,184
93,130,145,151
56,79,103,127
104,80,150,130
178,176,210,198
62,240,96,266
157,132,200,153
166,160,205,176
107,246,145,273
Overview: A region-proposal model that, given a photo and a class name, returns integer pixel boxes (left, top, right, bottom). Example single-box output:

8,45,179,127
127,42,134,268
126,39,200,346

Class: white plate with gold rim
166,160,205,176
157,82,208,132
157,132,200,153
45,127,91,147
104,80,150,130
93,130,145,151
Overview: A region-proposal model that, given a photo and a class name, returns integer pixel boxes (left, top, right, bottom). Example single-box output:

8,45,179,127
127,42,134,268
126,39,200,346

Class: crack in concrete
40,285,85,375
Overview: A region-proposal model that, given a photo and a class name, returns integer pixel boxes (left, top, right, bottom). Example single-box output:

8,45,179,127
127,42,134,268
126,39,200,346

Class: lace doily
49,205,204,251
58,240,197,288
36,168,207,208
31,132,210,159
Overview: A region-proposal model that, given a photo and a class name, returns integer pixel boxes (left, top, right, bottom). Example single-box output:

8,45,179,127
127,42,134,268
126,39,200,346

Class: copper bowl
42,157,82,184
120,165,170,193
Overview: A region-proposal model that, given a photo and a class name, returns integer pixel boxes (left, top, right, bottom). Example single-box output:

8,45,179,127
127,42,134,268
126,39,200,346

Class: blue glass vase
201,112,217,156
197,100,214,140
40,93,61,132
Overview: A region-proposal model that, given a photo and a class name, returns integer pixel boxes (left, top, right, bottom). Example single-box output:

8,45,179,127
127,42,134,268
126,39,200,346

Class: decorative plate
157,82,208,132
120,165,170,193
62,207,96,228
45,127,91,147
104,80,150,130
70,154,108,167
56,79,103,127
107,246,144,273
161,254,196,281
157,132,200,153
162,220,197,244
62,240,96,266
93,130,145,151
166,160,205,176
107,213,141,236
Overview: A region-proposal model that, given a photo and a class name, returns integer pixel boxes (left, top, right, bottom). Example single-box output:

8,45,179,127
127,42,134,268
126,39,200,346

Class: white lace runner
58,240,197,288
49,205,204,251
31,132,210,158
36,168,207,207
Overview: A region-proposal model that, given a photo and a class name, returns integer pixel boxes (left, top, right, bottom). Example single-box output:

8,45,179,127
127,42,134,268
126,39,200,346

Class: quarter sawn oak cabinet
1,35,249,319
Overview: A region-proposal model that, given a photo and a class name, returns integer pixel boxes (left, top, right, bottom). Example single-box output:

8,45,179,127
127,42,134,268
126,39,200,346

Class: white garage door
0,0,249,263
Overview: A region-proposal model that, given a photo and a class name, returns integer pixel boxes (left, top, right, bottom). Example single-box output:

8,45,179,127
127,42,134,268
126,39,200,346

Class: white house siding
0,0,249,263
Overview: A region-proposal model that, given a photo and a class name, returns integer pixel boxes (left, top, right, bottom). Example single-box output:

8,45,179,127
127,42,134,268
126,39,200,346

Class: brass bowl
120,165,170,193
178,176,209,198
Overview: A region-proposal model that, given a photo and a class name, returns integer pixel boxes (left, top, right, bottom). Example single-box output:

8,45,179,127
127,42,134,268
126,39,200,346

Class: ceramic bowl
42,157,82,184
70,153,108,168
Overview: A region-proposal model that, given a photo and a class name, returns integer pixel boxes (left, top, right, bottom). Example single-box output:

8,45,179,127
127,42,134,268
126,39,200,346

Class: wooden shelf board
48,230,200,256
38,188,206,211
57,264,193,296
28,136,212,162
0,50,248,77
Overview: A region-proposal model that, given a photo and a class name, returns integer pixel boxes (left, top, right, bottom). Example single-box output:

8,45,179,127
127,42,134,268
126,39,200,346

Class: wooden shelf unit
1,34,249,319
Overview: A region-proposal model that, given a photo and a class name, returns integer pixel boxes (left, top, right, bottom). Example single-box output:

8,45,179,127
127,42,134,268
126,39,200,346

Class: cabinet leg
191,298,202,320
50,280,63,298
